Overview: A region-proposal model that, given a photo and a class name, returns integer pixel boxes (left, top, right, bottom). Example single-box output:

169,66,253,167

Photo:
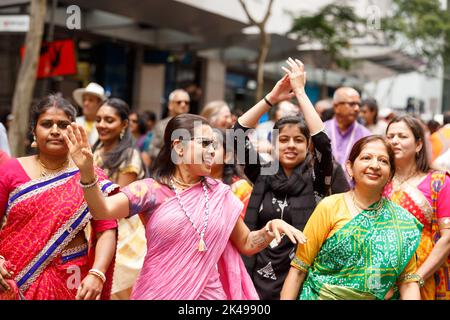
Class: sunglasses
191,137,218,149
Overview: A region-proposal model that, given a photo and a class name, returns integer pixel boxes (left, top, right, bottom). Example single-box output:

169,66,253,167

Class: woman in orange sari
384,115,450,300
0,95,117,300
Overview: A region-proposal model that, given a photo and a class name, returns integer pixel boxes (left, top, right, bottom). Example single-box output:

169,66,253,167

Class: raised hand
63,123,95,175
266,74,296,105
282,57,306,95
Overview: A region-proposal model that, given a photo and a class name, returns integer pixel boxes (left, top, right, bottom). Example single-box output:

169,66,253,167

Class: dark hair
427,119,441,135
361,97,379,124
131,111,149,135
443,111,450,125
386,115,430,173
30,94,77,130
93,98,146,179
273,116,313,168
214,128,250,186
321,108,334,122
347,135,396,180
273,116,311,145
151,113,211,185
144,110,157,122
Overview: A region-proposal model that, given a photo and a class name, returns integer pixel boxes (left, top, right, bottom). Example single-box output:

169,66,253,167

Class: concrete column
202,59,226,106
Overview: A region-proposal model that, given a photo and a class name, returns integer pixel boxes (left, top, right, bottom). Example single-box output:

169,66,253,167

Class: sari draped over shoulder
384,171,450,300
126,178,259,300
293,197,422,300
0,167,118,300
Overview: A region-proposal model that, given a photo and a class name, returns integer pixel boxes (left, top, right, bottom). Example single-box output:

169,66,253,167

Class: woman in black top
234,58,349,299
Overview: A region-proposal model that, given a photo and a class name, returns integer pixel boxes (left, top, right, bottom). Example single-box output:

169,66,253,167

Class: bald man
148,89,190,163
324,87,371,180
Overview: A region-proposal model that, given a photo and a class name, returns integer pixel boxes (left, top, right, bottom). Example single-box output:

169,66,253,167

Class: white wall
363,70,444,116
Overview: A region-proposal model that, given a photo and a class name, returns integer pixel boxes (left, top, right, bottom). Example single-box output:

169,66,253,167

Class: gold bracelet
399,273,425,288
79,175,99,189
88,268,106,283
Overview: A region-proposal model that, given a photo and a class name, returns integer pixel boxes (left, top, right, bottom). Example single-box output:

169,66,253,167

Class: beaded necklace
170,178,210,252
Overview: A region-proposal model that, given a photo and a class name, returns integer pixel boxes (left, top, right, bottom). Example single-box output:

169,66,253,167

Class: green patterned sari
298,199,422,300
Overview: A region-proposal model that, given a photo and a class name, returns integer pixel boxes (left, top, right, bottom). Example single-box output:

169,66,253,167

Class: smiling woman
281,135,423,300
0,95,117,300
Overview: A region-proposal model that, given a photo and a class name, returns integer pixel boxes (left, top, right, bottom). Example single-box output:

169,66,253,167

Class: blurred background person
73,82,106,146
92,98,148,300
148,89,190,166
360,97,387,135
314,98,333,121
200,100,233,129
430,111,450,163
324,87,371,182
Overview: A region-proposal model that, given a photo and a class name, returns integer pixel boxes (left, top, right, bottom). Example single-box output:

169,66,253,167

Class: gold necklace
351,191,383,216
38,157,69,177
171,175,200,189
393,170,418,191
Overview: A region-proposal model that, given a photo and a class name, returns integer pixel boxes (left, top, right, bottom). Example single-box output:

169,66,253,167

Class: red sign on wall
20,39,77,79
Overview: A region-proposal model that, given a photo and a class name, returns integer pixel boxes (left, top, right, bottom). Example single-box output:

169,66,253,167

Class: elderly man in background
148,89,190,164
324,87,371,181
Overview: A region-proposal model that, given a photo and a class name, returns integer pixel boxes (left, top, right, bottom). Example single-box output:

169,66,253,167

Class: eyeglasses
191,137,218,149
337,101,361,108
173,100,190,106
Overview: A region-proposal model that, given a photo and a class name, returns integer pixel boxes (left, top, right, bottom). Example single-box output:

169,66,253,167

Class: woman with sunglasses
62,63,307,299
234,58,346,299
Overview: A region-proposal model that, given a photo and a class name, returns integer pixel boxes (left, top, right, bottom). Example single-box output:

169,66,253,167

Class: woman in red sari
0,95,117,300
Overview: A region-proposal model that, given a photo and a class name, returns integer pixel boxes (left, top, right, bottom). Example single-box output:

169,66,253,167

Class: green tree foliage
382,0,450,69
290,3,364,70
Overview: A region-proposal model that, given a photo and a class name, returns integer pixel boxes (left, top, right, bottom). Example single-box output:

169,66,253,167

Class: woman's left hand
269,219,307,245
76,274,104,300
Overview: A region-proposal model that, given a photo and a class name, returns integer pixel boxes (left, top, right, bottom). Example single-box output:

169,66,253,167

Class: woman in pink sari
63,62,308,300
0,95,117,300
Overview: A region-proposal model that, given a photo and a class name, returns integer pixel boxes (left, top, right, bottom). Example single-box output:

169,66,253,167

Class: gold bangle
88,268,106,283
79,175,99,189
399,273,425,288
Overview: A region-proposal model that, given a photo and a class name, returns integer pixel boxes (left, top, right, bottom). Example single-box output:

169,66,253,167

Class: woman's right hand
282,57,307,95
266,74,296,105
63,123,95,176
0,258,13,292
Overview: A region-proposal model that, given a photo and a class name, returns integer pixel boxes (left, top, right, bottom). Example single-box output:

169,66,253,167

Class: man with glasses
148,89,190,165
324,87,371,183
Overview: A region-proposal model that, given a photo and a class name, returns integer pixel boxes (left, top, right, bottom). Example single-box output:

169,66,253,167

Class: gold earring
31,135,37,148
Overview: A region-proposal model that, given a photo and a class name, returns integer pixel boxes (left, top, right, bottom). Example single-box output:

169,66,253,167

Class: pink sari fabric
121,177,259,300
0,161,118,300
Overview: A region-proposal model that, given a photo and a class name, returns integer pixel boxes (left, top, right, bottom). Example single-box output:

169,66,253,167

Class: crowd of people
0,58,449,301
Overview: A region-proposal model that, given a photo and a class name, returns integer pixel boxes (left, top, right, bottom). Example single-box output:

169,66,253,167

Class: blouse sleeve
233,121,266,184
119,149,145,179
436,174,450,230
397,254,418,284
290,197,333,272
121,178,159,217
311,130,333,198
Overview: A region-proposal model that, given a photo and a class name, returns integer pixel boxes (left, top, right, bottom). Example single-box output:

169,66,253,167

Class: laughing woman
63,110,307,300
234,58,346,299
281,136,423,300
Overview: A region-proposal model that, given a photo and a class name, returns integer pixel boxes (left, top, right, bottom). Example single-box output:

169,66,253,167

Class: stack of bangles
88,268,106,283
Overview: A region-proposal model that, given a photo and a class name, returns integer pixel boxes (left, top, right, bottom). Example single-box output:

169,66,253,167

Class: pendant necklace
171,177,210,252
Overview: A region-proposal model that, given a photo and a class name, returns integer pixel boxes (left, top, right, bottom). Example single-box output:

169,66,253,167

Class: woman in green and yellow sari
281,135,423,300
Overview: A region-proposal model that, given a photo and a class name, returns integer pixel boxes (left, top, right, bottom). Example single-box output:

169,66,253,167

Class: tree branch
238,0,258,26
262,0,275,25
